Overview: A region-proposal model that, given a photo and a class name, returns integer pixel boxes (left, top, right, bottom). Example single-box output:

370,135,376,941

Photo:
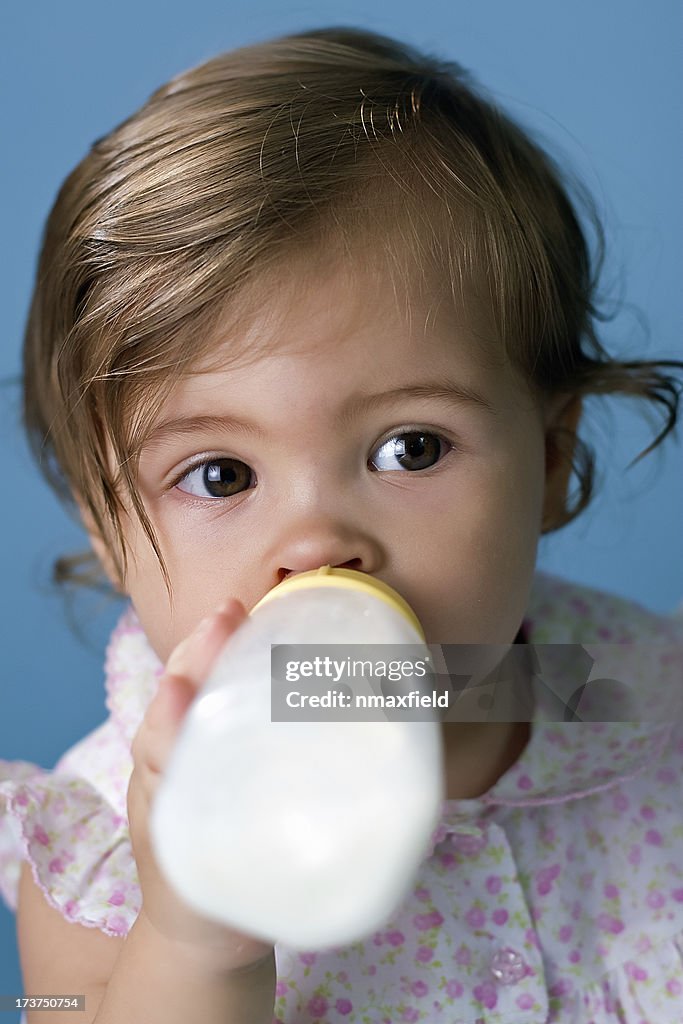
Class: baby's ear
75,497,126,594
541,394,583,532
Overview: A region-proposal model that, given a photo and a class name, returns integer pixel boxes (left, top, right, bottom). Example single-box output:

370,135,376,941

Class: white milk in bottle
150,566,444,948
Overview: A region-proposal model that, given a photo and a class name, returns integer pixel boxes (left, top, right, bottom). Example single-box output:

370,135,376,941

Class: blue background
1,0,681,1008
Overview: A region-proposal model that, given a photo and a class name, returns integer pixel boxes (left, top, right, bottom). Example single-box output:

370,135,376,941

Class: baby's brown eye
370,432,447,472
176,458,253,499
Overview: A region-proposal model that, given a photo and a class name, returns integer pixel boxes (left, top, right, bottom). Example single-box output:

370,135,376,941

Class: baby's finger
165,599,247,690
141,600,248,767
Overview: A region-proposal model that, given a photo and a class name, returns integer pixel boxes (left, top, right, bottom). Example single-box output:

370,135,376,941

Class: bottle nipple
252,565,425,640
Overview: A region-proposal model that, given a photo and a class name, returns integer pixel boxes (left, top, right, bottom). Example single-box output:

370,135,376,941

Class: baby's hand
127,601,274,971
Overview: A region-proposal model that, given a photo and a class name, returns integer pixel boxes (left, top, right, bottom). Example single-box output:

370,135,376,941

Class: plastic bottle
150,566,444,949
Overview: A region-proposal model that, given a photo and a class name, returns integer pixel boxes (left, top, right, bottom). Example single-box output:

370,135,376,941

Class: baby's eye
175,458,253,499
369,431,450,472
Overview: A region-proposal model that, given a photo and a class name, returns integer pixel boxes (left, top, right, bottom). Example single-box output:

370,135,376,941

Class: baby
2,25,683,1024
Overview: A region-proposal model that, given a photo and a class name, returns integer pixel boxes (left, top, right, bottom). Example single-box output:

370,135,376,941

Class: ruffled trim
104,605,163,747
0,763,139,936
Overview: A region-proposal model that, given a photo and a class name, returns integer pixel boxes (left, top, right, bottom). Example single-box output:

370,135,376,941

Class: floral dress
1,570,683,1023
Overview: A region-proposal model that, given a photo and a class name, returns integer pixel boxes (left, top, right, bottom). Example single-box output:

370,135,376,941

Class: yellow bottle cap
251,566,425,641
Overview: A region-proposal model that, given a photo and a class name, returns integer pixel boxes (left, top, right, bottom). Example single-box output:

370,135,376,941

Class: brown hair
22,26,683,594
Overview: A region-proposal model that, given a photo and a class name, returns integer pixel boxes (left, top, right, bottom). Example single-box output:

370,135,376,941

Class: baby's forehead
135,274,518,459
190,245,502,373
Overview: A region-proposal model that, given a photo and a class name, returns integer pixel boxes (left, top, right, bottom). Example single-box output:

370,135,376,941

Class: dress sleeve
0,606,159,937
0,757,140,937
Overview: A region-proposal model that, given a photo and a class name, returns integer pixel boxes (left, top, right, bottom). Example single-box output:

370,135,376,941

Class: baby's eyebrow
142,378,494,449
340,380,495,428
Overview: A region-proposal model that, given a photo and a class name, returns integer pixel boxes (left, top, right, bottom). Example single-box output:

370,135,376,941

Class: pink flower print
667,979,682,996
33,824,50,846
657,767,675,784
64,899,78,918
275,981,288,996
373,931,384,946
306,995,328,1017
645,829,663,846
569,950,581,964
485,875,502,895
412,911,443,931
335,998,353,1015
517,774,533,791
628,844,642,865
473,981,498,1010
48,858,64,874
604,884,619,899
299,952,317,966
535,864,561,896
550,979,573,997
516,993,534,1010
439,851,455,868
402,1009,419,1022
646,890,665,909
492,909,508,926
625,962,648,981
525,928,540,948
386,929,406,946
445,979,463,998
107,889,125,907
547,728,570,749
411,980,428,998
415,886,431,902
640,804,655,820
454,945,472,966
672,888,683,902
465,905,486,928
612,792,629,812
416,946,433,963
559,925,573,942
336,971,348,983
367,964,377,976
597,913,625,934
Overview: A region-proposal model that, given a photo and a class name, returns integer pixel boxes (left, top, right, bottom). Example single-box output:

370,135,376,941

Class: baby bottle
150,566,444,949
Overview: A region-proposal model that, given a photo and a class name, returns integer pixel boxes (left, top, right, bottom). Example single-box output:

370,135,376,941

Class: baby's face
112,255,559,664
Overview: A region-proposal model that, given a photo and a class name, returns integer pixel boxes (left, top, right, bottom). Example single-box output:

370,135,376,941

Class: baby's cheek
419,521,537,644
